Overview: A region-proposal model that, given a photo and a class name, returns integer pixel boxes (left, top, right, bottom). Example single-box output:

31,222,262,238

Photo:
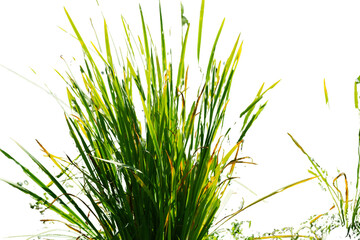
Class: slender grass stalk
1,1,279,239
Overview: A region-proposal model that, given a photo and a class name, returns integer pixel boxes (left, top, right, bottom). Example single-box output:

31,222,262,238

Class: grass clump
0,1,278,239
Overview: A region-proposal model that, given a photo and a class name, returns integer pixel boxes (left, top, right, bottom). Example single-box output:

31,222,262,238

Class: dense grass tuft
0,1,278,239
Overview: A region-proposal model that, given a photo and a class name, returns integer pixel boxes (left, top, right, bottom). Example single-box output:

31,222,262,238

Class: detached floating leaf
324,78,329,106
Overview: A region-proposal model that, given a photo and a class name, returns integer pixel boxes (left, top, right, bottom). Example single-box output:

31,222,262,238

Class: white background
1,0,360,238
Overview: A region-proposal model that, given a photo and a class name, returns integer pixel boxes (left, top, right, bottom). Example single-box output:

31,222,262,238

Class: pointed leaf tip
197,0,205,61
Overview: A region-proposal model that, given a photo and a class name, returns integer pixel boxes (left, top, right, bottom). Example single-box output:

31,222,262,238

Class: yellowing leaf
324,78,329,106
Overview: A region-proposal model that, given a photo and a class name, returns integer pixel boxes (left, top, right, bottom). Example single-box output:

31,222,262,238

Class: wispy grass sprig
286,78,360,238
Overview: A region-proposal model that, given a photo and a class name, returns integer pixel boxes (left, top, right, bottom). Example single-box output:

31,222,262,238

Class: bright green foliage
1,2,277,239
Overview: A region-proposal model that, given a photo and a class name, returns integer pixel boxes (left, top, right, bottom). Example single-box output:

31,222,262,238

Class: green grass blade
197,0,205,61
0,149,98,236
176,24,190,88
104,19,114,72
205,19,225,82
0,178,80,226
215,176,317,229
288,133,341,214
15,143,100,236
159,2,167,72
